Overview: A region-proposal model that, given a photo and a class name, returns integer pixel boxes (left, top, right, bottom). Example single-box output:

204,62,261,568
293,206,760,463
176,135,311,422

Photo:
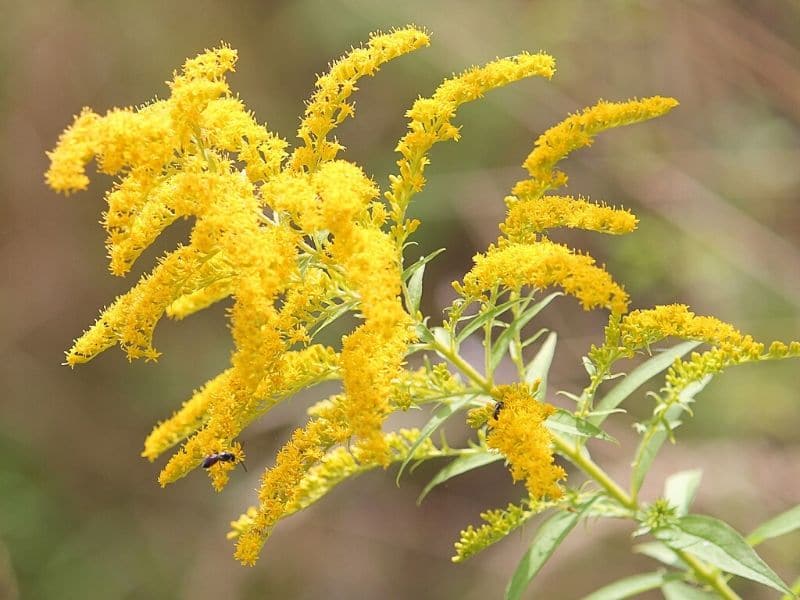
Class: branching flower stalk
46,27,799,598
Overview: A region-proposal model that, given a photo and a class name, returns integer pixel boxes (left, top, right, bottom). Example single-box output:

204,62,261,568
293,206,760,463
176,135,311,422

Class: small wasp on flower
202,451,247,472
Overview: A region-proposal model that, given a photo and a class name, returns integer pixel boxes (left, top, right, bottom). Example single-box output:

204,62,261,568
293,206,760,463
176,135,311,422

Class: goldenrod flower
457,240,629,313
387,52,556,239
501,194,638,243
290,27,430,172
592,304,750,364
512,97,679,200
487,384,566,500
50,31,746,577
453,502,540,563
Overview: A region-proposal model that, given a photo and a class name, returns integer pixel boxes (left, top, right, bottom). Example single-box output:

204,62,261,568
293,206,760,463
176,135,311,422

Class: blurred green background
2,1,799,598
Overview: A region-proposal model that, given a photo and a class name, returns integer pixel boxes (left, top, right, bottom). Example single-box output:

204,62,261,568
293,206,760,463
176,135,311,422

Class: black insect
492,400,505,421
202,451,246,471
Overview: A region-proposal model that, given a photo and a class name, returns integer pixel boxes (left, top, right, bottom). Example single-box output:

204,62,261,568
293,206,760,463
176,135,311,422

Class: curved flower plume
458,97,678,316
387,52,556,245
290,27,431,172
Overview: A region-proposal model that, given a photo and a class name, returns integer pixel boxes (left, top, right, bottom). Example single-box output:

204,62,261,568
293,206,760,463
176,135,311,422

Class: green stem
675,549,742,600
428,336,741,600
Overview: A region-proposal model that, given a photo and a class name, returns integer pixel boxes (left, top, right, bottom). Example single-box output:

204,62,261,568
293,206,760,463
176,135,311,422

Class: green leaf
634,542,685,568
416,452,502,505
310,300,355,337
664,469,702,517
505,495,600,600
783,576,800,600
395,394,476,485
456,296,524,343
747,504,800,546
546,409,615,442
661,580,719,600
402,247,445,279
489,292,561,372
631,376,711,494
404,262,426,314
582,571,681,600
654,514,792,595
590,341,701,427
431,327,453,351
524,332,557,394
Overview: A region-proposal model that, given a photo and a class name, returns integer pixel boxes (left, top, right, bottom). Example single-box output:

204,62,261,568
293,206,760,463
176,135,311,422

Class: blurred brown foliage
2,1,798,598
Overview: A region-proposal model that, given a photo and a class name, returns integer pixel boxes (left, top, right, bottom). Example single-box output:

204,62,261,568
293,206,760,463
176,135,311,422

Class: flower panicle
591,304,752,365
290,26,431,172
501,194,638,243
456,240,629,314
452,501,542,563
512,96,679,200
486,384,566,501
386,51,556,236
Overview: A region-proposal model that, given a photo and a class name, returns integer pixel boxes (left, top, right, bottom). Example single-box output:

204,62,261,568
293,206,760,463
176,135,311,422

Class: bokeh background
2,1,799,598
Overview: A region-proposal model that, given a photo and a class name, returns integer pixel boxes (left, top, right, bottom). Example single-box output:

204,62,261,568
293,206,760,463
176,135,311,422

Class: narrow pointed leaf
664,469,702,516
490,292,561,372
661,580,719,600
747,504,800,546
547,409,615,442
505,495,600,600
456,297,525,343
582,571,681,600
404,262,426,313
395,394,476,485
591,341,701,427
417,451,502,505
402,247,445,279
310,300,356,337
634,542,685,568
524,332,557,394
654,514,792,595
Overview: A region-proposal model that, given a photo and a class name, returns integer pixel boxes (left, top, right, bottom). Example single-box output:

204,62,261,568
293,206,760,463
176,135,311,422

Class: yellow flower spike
313,161,379,234
157,344,340,487
512,96,679,200
592,304,748,363
66,246,204,365
167,44,237,146
290,26,430,172
199,96,288,183
45,107,100,193
501,194,638,243
452,502,540,563
387,52,556,232
487,384,566,500
142,369,233,461
235,415,343,565
458,240,629,314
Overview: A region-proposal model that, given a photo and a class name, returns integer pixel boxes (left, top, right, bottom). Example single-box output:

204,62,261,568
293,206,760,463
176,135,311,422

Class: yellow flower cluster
458,97,677,315
590,304,756,366
48,27,734,572
500,195,638,244
387,52,556,243
487,384,566,500
452,501,539,563
457,240,629,313
46,29,434,561
513,97,679,200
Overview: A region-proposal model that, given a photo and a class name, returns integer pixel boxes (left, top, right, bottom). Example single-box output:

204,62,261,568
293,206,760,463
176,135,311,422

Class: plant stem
429,336,742,600
674,550,742,600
